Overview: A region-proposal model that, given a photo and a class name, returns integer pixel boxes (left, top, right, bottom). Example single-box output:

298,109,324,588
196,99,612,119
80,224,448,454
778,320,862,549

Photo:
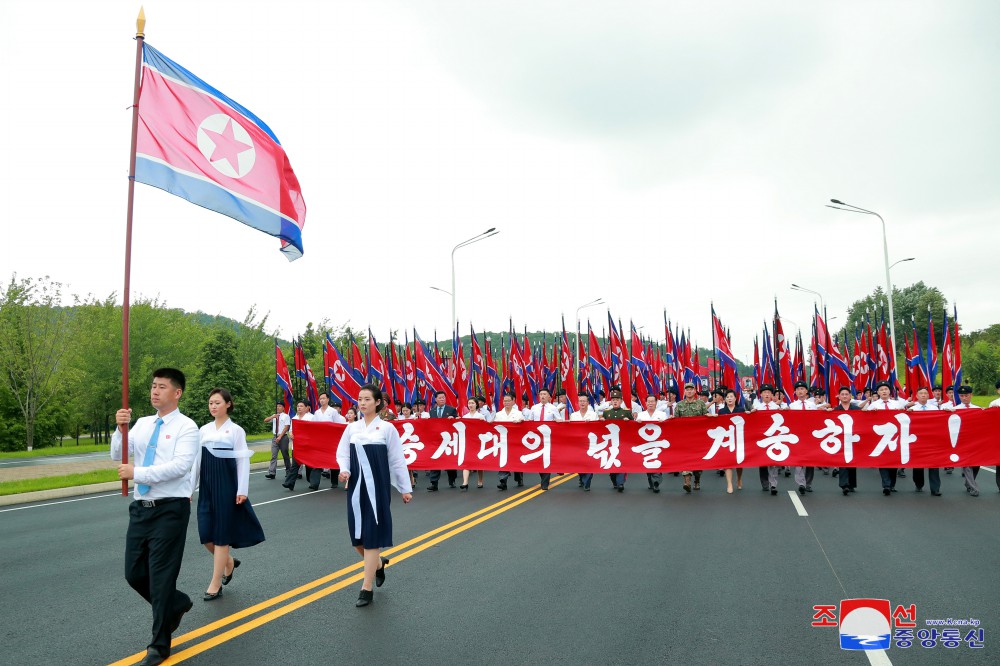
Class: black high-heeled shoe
460,484,468,491
375,556,389,587
356,589,373,607
203,589,223,601
222,558,241,585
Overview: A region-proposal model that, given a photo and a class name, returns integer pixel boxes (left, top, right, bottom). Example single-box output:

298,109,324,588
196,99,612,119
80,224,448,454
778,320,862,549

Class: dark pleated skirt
347,443,393,549
197,448,265,549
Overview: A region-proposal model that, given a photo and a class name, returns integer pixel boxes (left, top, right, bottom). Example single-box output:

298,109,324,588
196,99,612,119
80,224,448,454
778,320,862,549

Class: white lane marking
0,454,108,466
254,488,331,506
0,492,119,513
865,648,893,665
981,466,995,474
787,490,808,516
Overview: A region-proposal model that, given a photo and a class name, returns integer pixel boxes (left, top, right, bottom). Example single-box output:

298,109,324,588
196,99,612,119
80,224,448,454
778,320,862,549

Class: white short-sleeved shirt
569,408,598,422
493,407,525,423
313,406,346,424
636,410,666,422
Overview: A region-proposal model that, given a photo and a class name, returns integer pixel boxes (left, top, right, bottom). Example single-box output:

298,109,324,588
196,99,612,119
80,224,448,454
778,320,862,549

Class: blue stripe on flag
136,156,303,258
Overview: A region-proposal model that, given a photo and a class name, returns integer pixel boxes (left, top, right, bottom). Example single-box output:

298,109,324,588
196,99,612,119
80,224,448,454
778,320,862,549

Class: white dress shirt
313,406,346,423
952,402,982,410
191,419,252,497
569,408,598,422
787,399,818,411
289,412,314,440
462,411,486,420
865,398,907,410
752,400,783,411
478,405,494,422
909,402,939,411
111,408,199,500
493,407,525,423
636,409,666,422
989,398,1000,408
271,412,291,436
530,403,562,421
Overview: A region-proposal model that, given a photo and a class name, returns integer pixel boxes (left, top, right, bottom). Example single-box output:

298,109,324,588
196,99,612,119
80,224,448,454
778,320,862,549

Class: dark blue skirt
347,443,394,549
197,448,265,549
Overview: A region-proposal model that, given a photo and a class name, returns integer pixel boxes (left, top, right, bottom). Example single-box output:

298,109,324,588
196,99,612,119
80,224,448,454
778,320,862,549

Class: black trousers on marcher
911,468,941,493
124,499,191,655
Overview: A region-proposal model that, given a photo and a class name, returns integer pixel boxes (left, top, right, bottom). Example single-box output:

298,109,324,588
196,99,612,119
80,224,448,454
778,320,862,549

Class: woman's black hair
359,383,385,411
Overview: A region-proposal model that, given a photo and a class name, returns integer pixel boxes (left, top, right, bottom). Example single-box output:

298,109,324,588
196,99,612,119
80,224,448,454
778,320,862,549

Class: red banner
291,411,1000,473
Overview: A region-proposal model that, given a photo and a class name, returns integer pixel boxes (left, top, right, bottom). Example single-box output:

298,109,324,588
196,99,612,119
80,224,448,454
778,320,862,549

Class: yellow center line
108,474,576,666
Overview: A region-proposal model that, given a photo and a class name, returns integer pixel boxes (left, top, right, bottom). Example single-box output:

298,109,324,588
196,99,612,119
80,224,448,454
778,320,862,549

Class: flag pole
120,7,146,496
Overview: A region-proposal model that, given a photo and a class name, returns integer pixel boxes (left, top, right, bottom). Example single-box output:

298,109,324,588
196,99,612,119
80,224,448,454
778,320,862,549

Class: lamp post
889,257,915,271
790,283,825,315
827,199,898,361
574,298,604,367
449,228,498,333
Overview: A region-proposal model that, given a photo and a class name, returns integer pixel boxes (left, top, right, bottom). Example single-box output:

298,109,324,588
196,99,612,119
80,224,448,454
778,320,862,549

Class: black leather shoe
798,485,806,496
616,486,624,493
264,474,275,479
931,491,942,496
460,484,468,491
497,481,507,490
138,649,166,666
883,488,891,496
770,486,777,496
375,557,389,587
203,589,223,601
806,486,813,492
282,481,294,490
356,589,373,607
222,559,240,585
426,484,438,492
448,482,456,488
842,487,850,496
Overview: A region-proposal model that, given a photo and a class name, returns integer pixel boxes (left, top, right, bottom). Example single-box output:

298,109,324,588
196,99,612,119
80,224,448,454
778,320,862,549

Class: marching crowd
267,378,1000,499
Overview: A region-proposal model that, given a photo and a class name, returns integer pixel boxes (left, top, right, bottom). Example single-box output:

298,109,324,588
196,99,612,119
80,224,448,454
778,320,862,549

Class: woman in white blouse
191,388,264,601
336,384,412,607
461,398,486,490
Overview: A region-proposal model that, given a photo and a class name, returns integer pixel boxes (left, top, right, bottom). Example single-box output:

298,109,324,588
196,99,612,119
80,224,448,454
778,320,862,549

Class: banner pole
120,7,146,497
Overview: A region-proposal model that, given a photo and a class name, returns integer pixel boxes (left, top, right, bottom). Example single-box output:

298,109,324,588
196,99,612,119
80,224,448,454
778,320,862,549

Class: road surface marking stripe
106,474,575,666
787,490,808,516
0,492,119,513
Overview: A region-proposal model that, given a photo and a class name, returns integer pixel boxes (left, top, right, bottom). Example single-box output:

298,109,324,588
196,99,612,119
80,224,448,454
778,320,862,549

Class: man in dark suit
426,390,458,491
830,386,861,495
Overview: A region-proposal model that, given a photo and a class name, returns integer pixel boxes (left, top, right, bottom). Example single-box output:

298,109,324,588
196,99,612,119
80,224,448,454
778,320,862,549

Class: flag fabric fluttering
275,344,294,414
135,44,306,259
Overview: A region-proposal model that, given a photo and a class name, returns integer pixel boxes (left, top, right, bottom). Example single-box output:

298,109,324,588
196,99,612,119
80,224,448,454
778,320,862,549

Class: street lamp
450,228,499,332
429,286,452,296
790,283,825,315
574,298,604,367
826,199,898,362
889,257,915,271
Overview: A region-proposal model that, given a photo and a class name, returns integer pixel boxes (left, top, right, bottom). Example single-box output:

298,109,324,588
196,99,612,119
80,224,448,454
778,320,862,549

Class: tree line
1,274,997,452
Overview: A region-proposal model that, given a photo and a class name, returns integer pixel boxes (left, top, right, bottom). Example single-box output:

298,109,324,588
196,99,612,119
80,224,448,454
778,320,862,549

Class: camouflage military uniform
675,398,709,489
603,407,633,490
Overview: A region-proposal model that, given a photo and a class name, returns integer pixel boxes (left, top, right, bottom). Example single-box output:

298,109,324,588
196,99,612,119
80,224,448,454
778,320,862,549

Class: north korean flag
135,44,306,259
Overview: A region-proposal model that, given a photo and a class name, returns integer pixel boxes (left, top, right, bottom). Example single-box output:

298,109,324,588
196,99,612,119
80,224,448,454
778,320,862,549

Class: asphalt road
2,467,997,665
0,451,111,467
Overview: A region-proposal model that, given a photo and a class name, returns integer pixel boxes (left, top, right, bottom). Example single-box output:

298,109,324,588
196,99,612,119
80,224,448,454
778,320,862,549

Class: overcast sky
2,1,998,361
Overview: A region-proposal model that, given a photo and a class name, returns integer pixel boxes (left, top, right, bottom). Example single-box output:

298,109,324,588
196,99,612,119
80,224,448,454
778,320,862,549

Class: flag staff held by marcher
120,8,307,492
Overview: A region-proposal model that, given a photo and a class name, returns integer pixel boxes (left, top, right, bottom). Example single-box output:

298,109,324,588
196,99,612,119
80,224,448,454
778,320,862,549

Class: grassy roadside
0,434,272,459
0,451,273,496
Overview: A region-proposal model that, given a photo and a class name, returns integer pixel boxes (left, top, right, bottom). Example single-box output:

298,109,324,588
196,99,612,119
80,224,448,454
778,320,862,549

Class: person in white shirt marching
906,386,942,495
530,388,560,490
313,391,347,424
263,402,291,480
571,395,599,490
282,401,316,491
865,380,907,495
112,368,199,666
494,393,525,490
461,398,486,490
637,395,666,492
754,384,784,495
952,385,984,496
787,381,817,495
336,383,413,608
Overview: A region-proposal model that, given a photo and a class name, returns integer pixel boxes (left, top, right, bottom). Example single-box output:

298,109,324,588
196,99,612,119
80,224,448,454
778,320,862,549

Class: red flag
560,326,579,408
276,344,294,413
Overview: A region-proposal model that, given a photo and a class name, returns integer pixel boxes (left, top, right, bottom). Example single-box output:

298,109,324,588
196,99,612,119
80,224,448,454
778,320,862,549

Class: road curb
0,461,274,507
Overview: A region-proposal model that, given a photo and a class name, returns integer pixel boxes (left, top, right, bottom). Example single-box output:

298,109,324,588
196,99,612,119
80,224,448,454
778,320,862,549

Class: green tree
0,276,77,451
964,341,1000,394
